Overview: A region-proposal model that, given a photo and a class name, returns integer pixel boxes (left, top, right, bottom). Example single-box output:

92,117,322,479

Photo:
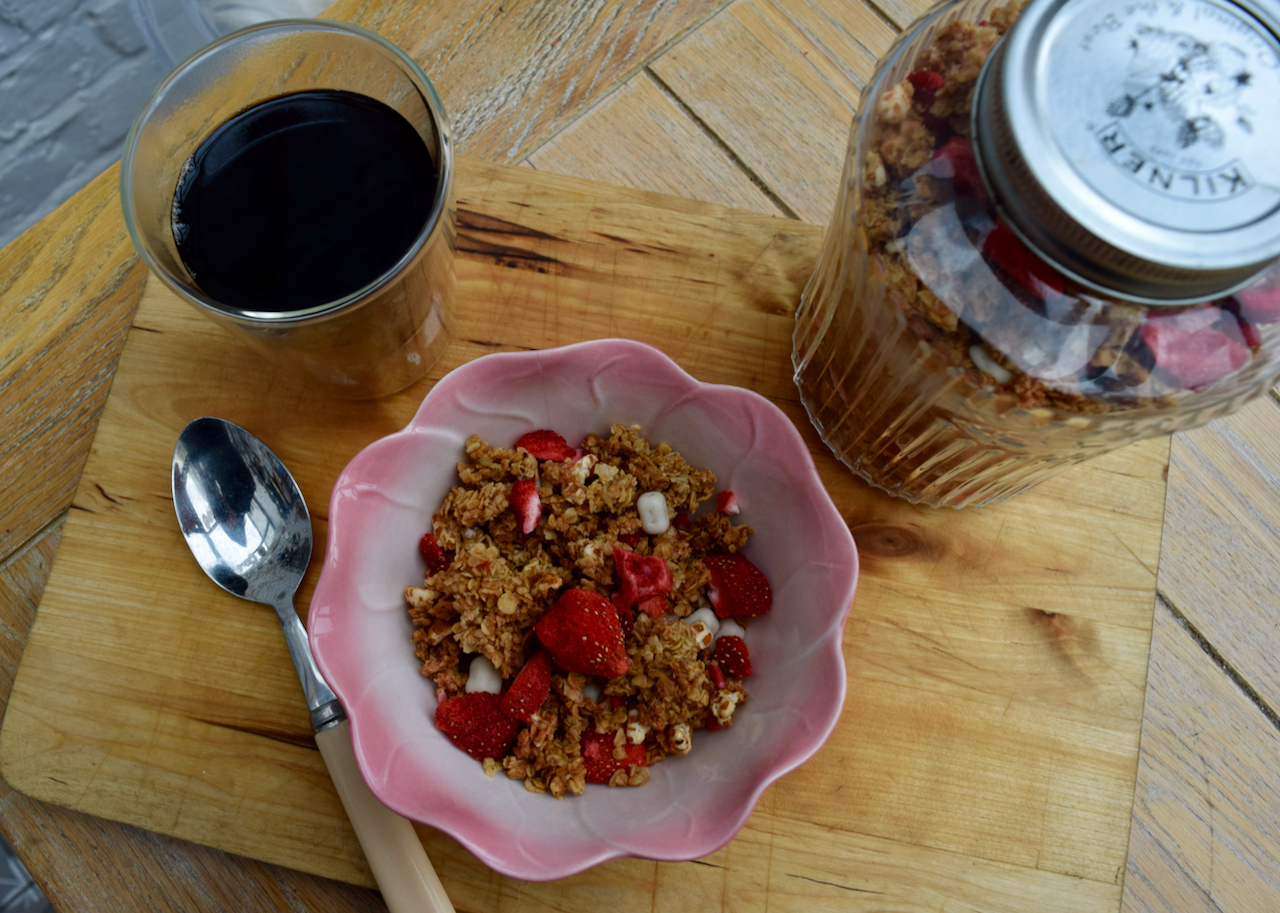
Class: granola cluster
406,425,756,797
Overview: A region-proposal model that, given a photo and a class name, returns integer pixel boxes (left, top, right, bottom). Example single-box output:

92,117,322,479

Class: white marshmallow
464,655,502,695
716,618,746,641
686,607,720,650
636,491,670,535
582,681,603,703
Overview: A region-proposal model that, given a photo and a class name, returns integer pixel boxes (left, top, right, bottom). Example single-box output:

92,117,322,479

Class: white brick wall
0,0,167,248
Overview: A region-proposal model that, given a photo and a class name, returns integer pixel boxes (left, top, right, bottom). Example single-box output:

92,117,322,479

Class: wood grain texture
1156,397,1280,709
756,0,896,97
325,0,734,162
1122,600,1280,913
0,0,1275,910
0,164,148,564
0,525,387,912
526,71,785,216
649,0,857,223
1,159,1167,911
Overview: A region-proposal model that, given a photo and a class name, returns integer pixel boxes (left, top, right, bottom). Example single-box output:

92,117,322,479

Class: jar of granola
793,0,1280,507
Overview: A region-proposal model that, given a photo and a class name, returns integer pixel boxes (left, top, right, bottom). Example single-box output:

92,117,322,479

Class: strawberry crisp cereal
405,425,772,797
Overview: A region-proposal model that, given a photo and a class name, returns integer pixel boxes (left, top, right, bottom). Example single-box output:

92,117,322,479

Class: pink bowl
309,339,858,881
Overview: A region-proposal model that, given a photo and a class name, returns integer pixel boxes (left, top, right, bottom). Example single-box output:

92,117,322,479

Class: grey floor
0,850,51,913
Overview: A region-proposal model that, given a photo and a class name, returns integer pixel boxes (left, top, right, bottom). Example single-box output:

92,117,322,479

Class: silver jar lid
972,0,1280,303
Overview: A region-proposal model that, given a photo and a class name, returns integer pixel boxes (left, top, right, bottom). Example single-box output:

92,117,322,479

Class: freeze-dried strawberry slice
982,217,1064,295
1140,305,1250,391
716,490,740,515
418,532,450,574
510,478,541,534
636,595,667,617
612,544,673,609
580,729,647,785
705,663,726,690
434,692,520,761
610,593,636,638
712,635,752,678
703,553,773,619
534,589,630,677
499,648,552,722
1235,278,1280,326
515,429,577,461
907,69,945,109
933,136,985,200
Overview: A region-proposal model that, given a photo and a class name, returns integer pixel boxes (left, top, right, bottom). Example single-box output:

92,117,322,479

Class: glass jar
793,0,1280,508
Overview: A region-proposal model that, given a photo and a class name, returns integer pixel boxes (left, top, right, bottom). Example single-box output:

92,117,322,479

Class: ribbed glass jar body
793,0,1280,508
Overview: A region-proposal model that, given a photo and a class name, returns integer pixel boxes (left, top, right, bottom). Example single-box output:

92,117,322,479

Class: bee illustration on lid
1106,24,1252,150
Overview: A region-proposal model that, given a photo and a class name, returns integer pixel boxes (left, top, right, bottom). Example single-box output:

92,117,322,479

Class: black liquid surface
173,90,436,312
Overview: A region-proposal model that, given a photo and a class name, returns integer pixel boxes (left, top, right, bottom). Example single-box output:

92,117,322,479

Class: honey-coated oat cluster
405,425,771,797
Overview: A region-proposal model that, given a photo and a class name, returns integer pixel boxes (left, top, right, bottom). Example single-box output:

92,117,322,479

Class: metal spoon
172,416,453,913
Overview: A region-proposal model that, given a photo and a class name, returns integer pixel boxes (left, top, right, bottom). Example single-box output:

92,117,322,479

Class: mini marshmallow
716,618,746,641
687,606,720,634
464,655,502,694
685,606,720,650
582,681,603,703
636,491,670,535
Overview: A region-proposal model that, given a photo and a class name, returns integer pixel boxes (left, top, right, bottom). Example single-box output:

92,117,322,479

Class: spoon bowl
173,417,312,605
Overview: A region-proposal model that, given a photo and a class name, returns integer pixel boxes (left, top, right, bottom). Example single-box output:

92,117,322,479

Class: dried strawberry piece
982,217,1064,295
1139,305,1250,391
1234,277,1280,326
581,729,647,785
712,635,752,678
907,69,944,109
933,136,985,200
534,589,630,677
636,595,667,617
418,532,450,574
499,648,552,722
706,663,726,690
716,490,740,515
673,511,692,529
610,593,636,638
616,532,643,547
434,692,520,761
703,553,773,619
611,544,673,609
510,478,541,534
515,429,577,461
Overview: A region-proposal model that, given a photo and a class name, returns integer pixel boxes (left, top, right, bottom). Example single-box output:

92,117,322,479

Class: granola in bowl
407,425,767,797
308,339,859,880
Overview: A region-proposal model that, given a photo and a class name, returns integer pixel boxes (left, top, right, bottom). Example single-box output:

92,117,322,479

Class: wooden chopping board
0,157,1168,912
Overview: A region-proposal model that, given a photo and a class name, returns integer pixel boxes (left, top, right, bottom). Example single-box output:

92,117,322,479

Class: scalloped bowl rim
309,338,858,881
